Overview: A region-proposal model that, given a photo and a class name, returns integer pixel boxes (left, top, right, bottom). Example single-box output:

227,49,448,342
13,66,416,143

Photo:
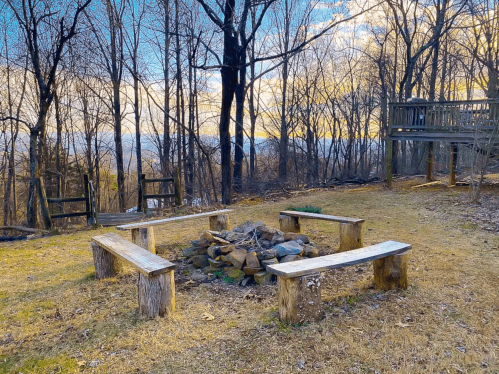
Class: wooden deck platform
389,99,499,143
387,99,499,187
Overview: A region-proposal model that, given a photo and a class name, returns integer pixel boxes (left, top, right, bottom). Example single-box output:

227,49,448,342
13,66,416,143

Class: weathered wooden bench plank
92,233,175,277
267,240,412,324
115,209,232,231
97,212,144,227
279,210,364,224
279,210,364,252
115,209,232,255
267,240,411,278
91,232,176,318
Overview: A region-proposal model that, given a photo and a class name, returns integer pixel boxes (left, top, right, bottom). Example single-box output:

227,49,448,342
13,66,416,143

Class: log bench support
279,211,364,253
373,253,408,290
279,215,300,233
131,227,156,254
209,213,230,231
138,271,175,318
91,242,123,279
339,222,364,252
268,240,411,324
116,209,233,254
278,272,323,324
91,233,176,318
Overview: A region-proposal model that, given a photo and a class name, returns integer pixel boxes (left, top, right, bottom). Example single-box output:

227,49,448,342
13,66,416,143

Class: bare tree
466,0,499,98
85,0,127,212
6,0,91,226
196,0,276,204
123,0,146,210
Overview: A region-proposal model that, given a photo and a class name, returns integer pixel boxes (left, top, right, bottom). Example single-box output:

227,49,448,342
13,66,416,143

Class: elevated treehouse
387,99,499,185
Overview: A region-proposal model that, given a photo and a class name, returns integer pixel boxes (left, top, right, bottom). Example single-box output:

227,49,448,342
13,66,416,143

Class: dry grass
2,178,499,373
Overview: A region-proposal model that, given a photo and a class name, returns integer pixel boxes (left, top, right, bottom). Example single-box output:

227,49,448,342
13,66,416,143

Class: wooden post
277,273,323,324
392,140,398,175
88,181,98,228
91,242,123,279
279,215,300,233
138,270,175,318
339,222,363,252
386,140,393,187
426,141,434,182
36,177,52,230
174,167,182,206
449,143,458,186
131,227,156,254
83,174,91,225
209,214,230,231
140,174,146,213
373,253,408,290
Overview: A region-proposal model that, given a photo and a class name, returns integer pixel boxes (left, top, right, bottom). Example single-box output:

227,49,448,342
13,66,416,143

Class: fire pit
182,221,319,285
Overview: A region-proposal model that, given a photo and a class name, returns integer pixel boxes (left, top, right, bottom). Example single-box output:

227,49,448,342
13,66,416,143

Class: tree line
0,0,496,227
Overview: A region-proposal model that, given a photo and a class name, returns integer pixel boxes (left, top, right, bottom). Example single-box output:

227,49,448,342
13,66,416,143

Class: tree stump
373,253,408,290
91,242,123,279
209,214,230,231
277,273,323,324
138,270,175,318
339,222,363,252
279,215,301,233
131,227,156,254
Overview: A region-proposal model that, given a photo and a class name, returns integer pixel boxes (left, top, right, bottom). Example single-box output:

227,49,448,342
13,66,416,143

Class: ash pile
182,221,318,286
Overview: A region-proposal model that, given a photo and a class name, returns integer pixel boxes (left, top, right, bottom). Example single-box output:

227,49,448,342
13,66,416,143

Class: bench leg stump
373,253,408,290
339,222,363,252
277,273,323,324
209,214,230,231
131,227,156,254
138,270,175,318
91,242,123,279
279,215,301,233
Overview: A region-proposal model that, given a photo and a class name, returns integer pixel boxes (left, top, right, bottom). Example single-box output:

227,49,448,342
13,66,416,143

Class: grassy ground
1,178,499,373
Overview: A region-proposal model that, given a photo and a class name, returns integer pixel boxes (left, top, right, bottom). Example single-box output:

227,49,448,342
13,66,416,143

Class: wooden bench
91,233,176,318
116,209,232,254
279,210,365,252
267,240,411,324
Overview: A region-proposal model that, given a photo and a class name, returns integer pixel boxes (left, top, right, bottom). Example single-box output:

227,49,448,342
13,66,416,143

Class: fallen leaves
395,322,410,328
201,312,215,321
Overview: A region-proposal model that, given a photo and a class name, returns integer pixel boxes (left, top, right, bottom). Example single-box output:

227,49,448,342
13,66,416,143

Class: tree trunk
27,126,39,227
278,0,290,183
186,47,195,201
162,0,171,181
54,90,64,204
219,0,237,205
233,57,246,193
113,81,125,212
175,0,183,197
248,12,258,179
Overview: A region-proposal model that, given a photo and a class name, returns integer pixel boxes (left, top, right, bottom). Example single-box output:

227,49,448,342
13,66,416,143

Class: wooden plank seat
267,240,411,324
279,210,365,252
91,233,176,318
115,209,232,254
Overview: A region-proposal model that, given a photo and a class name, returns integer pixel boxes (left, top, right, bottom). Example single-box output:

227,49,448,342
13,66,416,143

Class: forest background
0,0,496,227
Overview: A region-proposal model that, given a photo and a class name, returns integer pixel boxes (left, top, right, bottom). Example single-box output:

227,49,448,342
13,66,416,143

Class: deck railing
389,99,499,137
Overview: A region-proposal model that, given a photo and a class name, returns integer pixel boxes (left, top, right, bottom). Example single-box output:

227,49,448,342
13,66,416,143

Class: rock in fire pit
182,221,318,285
